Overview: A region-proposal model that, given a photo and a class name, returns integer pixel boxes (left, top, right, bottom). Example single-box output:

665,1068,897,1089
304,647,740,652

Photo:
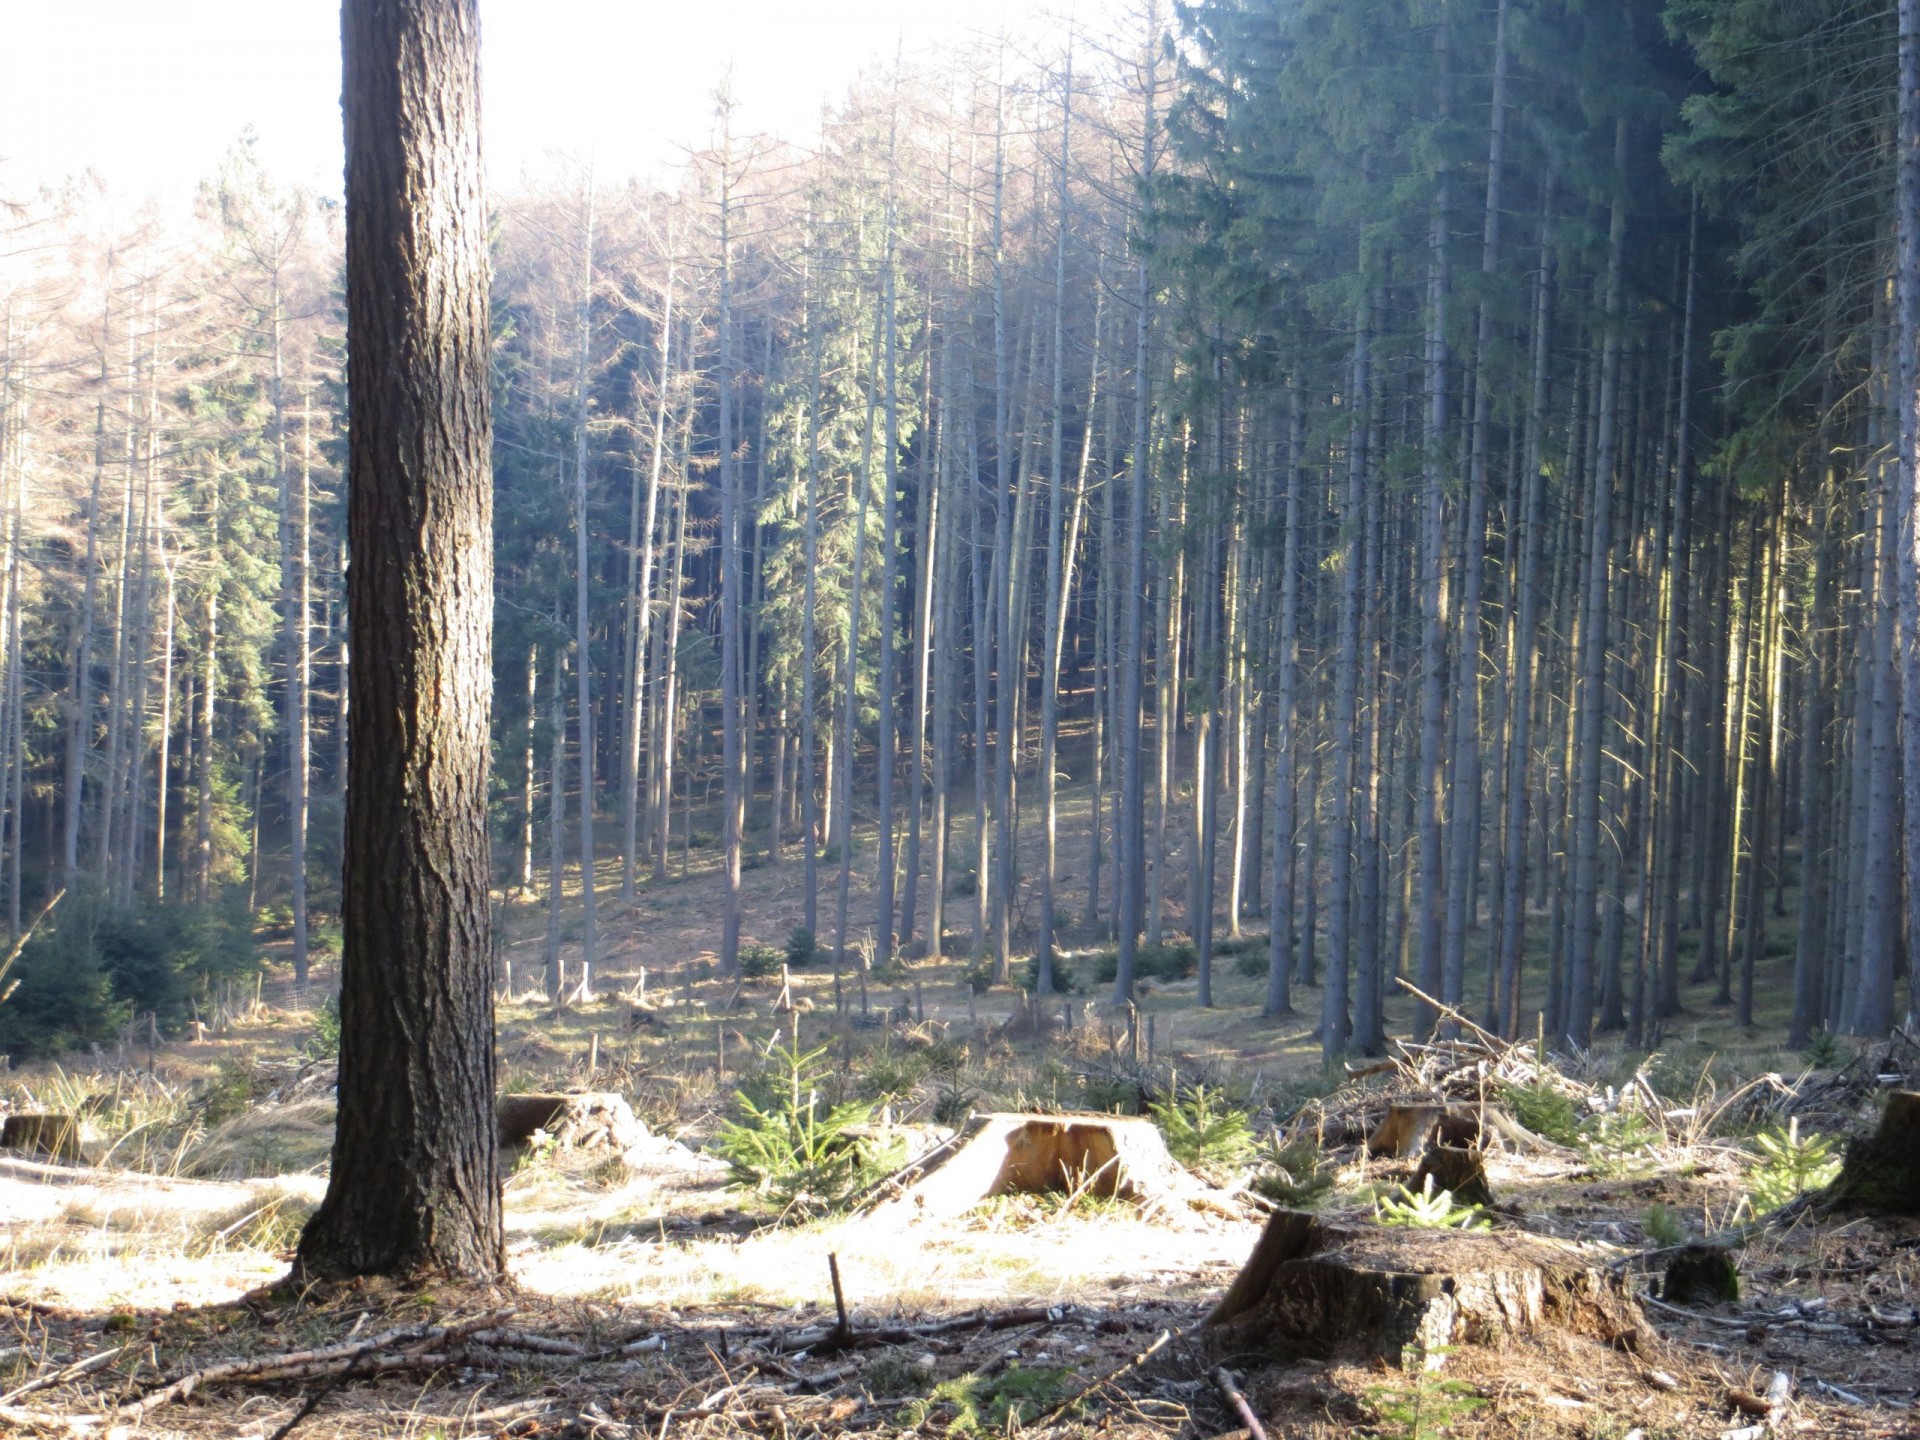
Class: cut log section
862,1111,1231,1223
1207,1209,1644,1369
1823,1089,1920,1214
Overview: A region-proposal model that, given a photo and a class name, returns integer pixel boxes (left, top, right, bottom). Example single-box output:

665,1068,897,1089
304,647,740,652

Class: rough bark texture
297,0,503,1283
1207,1211,1642,1368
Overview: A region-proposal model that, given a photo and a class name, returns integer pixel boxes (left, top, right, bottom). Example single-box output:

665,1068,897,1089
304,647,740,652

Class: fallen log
1207,1209,1644,1369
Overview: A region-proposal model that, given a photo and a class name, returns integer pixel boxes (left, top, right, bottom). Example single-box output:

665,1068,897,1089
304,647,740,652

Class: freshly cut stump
1825,1090,1920,1214
863,1111,1226,1222
1207,1209,1643,1369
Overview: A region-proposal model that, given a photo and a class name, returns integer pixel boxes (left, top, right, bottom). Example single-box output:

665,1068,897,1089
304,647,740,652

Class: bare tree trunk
1854,470,1901,1034
1111,0,1158,1007
715,134,744,980
193,487,219,904
989,91,1018,983
1497,181,1556,1036
1324,282,1372,1061
875,109,902,970
621,258,674,907
568,180,600,988
544,645,568,999
653,474,688,883
1035,47,1076,989
1412,18,1455,1040
1441,0,1508,1033
834,305,882,971
64,279,114,887
1266,386,1303,1017
288,390,314,987
1564,118,1629,1050
1652,195,1698,1022
900,307,939,951
154,537,175,903
300,0,502,1279
1894,0,1920,1037
800,278,824,940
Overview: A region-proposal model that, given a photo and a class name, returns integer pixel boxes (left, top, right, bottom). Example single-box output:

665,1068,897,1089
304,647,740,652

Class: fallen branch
1209,1365,1268,1440
466,1328,587,1357
775,1304,1069,1353
1806,1376,1871,1407
121,1309,515,1419
0,1345,126,1406
1639,1294,1752,1330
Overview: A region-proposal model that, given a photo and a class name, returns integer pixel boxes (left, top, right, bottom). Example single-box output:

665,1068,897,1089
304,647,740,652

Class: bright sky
0,0,1099,200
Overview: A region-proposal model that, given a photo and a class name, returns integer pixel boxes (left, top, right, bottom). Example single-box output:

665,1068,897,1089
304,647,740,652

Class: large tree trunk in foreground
298,0,502,1283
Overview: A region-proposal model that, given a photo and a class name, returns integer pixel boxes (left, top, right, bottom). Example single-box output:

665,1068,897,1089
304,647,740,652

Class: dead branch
120,1308,516,1419
1031,1326,1173,1428
1209,1365,1268,1440
774,1303,1069,1353
0,1345,126,1406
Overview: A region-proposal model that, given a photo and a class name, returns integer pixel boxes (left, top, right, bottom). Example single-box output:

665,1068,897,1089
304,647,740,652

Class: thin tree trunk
622,257,674,907
1564,118,1630,1049
1111,16,1157,1002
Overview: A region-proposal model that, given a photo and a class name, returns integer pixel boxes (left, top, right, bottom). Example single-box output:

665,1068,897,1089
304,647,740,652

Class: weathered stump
1368,1103,1479,1158
1661,1244,1739,1306
1414,1144,1493,1208
496,1092,647,1153
1207,1210,1643,1369
1824,1090,1920,1214
0,1113,85,1162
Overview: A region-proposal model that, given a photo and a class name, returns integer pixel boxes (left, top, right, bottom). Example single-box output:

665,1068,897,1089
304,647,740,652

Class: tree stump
1367,1103,1483,1158
862,1112,1232,1223
1207,1210,1643,1369
0,1114,85,1162
1413,1144,1493,1208
496,1092,648,1153
1662,1244,1739,1306
1824,1090,1920,1214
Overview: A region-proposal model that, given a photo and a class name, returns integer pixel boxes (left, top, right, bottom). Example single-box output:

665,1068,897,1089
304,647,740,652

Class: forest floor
2,779,1919,1438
